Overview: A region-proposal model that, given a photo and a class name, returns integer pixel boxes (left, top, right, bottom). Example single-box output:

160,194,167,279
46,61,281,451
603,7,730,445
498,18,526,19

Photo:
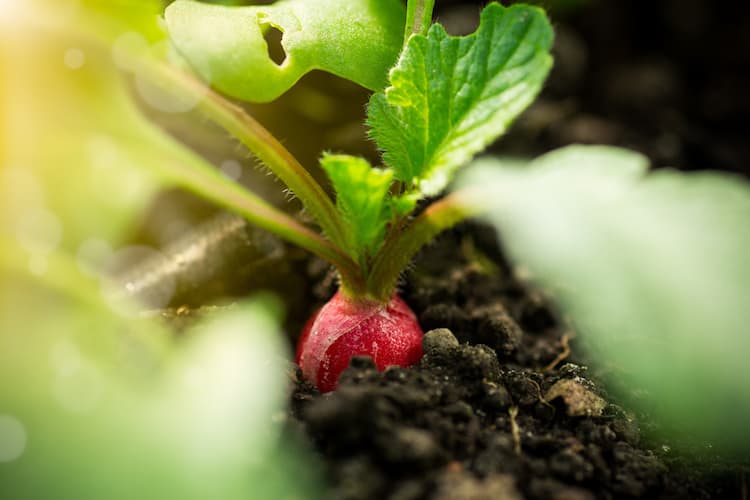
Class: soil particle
422,328,460,357
545,378,608,418
433,470,522,500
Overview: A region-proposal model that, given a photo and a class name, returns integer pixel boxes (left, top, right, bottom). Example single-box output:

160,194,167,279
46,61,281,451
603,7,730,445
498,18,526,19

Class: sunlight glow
0,0,24,25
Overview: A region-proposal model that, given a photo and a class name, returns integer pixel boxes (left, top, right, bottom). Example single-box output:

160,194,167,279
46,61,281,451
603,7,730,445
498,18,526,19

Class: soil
288,224,744,500
492,0,750,179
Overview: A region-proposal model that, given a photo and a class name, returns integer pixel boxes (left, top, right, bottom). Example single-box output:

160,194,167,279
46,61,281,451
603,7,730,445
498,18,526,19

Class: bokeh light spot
54,363,104,414
28,254,48,276
111,32,149,72
220,159,243,180
64,48,86,69
51,340,83,377
15,207,63,255
77,238,114,276
0,415,27,463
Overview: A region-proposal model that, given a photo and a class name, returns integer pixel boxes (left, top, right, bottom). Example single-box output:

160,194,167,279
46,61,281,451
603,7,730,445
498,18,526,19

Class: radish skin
296,292,423,392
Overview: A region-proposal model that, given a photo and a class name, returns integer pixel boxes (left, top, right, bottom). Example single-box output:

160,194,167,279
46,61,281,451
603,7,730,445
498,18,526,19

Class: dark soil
288,225,743,500
492,0,750,178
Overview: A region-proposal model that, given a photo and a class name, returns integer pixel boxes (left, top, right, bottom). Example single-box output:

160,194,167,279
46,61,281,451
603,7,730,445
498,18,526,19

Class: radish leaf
320,154,393,259
368,3,553,197
165,0,405,102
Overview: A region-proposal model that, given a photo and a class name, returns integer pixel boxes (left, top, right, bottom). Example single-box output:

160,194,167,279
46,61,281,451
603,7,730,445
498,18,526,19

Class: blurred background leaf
460,145,750,453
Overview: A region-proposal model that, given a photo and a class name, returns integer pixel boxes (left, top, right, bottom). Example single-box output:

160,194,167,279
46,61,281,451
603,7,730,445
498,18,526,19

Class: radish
296,292,423,392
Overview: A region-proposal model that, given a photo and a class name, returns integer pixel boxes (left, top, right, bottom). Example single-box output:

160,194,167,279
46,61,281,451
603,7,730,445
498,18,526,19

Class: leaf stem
135,58,352,256
129,58,366,295
367,189,481,301
151,147,365,294
404,0,435,42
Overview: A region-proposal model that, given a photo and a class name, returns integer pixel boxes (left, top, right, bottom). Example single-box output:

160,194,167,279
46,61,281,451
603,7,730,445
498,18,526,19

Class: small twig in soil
527,377,556,412
509,406,521,456
542,332,573,373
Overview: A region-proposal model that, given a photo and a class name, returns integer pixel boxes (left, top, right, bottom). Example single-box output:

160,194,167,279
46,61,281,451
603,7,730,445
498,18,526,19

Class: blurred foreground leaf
460,145,750,452
0,262,319,498
0,3,321,498
1,1,194,251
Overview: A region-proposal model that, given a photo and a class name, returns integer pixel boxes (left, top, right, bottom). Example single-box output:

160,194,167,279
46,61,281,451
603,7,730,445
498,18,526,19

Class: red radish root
296,291,423,392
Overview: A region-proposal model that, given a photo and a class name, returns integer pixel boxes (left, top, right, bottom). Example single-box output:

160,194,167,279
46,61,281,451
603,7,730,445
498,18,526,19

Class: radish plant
163,0,553,391
162,0,750,448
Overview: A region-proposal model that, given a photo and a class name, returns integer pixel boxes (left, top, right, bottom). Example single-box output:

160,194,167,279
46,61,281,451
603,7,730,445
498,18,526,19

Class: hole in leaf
261,23,286,66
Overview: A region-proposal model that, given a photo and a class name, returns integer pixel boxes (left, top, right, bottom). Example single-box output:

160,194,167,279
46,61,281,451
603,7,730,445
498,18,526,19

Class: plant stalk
404,0,436,42
152,148,365,294
129,58,366,296
135,58,352,257
367,189,480,301
128,58,366,295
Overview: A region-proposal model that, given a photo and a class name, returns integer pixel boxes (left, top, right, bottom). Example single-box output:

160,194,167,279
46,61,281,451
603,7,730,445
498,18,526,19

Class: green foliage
314,2,555,275
158,0,556,296
368,2,553,197
0,267,321,499
460,145,750,451
320,154,393,261
165,0,405,102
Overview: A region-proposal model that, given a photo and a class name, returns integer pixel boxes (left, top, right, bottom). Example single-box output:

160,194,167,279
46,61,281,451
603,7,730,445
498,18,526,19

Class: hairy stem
404,0,436,42
129,58,366,295
152,147,365,294
367,190,480,301
135,58,351,256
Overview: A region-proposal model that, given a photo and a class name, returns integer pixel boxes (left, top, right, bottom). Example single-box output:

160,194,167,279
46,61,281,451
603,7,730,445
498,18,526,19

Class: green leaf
459,145,750,452
321,154,393,258
165,0,405,102
368,2,553,197
0,275,322,499
388,191,421,219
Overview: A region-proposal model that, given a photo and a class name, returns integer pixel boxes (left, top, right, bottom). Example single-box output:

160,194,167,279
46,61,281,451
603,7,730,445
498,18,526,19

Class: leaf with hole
165,0,406,102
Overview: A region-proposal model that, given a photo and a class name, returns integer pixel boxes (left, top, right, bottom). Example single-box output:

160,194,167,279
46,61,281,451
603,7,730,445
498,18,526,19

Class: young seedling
160,0,553,391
